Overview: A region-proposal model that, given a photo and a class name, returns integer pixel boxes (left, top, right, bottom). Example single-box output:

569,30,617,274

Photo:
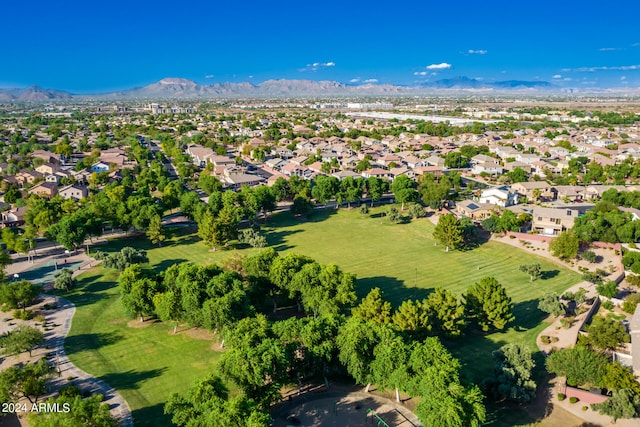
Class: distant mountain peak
158,77,197,85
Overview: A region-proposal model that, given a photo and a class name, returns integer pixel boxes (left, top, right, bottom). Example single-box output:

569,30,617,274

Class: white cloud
562,64,640,72
599,47,620,51
426,62,452,70
467,49,487,55
349,78,361,83
364,79,378,83
205,74,215,79
564,78,572,81
413,71,428,76
552,74,562,79
621,76,627,80
248,75,254,79
299,61,336,72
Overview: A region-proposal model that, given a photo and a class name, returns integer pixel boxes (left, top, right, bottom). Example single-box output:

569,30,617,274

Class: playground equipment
366,408,390,427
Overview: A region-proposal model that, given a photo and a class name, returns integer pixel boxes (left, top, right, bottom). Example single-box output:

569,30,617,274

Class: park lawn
63,267,223,427
263,207,582,380
94,226,260,272
69,207,582,426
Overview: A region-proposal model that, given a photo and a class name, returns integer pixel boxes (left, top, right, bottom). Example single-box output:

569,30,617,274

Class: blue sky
3,0,640,92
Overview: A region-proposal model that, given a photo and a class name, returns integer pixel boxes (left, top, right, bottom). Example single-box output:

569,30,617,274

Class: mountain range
0,77,594,100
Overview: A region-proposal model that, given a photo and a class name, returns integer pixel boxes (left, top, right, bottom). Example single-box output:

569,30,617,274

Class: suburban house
332,170,361,180
27,181,58,198
186,144,216,167
361,168,391,180
89,162,110,173
58,184,89,200
472,161,503,176
511,181,557,201
1,206,27,228
15,169,43,187
220,170,266,190
35,163,60,175
479,186,519,207
554,185,587,200
455,200,496,221
531,207,580,235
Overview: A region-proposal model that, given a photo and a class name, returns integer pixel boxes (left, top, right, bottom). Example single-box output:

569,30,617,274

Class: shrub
238,229,267,248
582,405,588,411
407,203,425,219
627,274,640,287
596,281,618,298
581,250,597,263
359,205,369,215
13,309,33,320
541,335,551,344
560,316,575,329
569,397,579,404
622,293,640,314
601,300,614,310
557,393,566,401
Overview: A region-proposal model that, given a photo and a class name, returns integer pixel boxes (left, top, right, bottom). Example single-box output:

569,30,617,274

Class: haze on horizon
4,0,640,92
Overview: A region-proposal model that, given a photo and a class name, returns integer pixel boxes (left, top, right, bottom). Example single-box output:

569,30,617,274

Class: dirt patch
178,327,215,341
127,319,159,328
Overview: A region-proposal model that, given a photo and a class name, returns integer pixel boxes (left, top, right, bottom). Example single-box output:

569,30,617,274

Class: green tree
423,288,467,337
337,317,380,392
464,277,515,331
410,339,486,427
153,291,182,334
601,363,640,395
0,325,44,357
0,280,38,312
165,374,269,427
392,299,430,339
519,263,541,282
582,316,630,351
119,266,159,321
53,268,76,291
546,346,609,388
147,214,166,247
483,343,536,403
365,176,387,207
391,175,417,210
549,230,580,260
592,389,640,422
351,287,393,324
371,326,409,402
596,280,618,299
0,359,52,404
433,213,464,252
311,175,339,204
386,206,402,223
28,392,118,427
46,214,87,252
538,292,565,317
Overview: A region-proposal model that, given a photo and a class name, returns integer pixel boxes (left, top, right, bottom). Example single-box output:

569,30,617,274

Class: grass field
64,267,222,427
66,206,582,426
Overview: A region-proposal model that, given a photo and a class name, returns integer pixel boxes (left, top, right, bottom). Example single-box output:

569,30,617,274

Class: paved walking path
42,294,133,427
5,249,133,427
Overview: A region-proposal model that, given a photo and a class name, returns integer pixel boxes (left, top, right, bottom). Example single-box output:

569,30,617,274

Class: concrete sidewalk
2,250,132,426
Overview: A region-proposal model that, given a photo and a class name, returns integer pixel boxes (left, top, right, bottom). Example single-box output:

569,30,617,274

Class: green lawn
64,268,222,427
66,207,582,426
265,207,581,381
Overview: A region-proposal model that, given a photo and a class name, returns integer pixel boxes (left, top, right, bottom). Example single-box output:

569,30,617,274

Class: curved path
43,294,133,427
7,249,133,427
